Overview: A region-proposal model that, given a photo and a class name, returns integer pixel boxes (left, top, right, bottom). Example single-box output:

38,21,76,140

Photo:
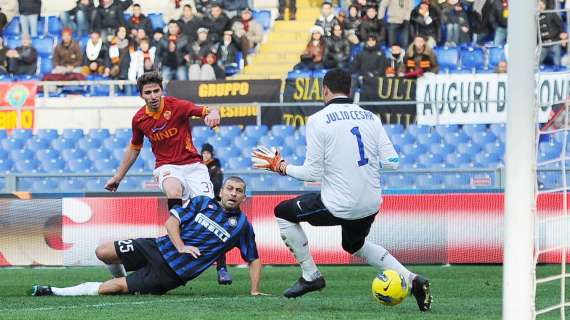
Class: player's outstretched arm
248,259,269,296
165,216,200,258
104,147,141,191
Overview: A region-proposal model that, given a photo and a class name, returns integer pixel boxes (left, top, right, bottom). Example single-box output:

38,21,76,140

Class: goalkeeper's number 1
351,126,369,167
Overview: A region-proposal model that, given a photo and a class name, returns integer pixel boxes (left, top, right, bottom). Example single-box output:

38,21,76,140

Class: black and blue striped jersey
155,196,258,282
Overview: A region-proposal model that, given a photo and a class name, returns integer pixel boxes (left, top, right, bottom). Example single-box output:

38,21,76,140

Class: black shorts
274,192,377,254
114,238,184,295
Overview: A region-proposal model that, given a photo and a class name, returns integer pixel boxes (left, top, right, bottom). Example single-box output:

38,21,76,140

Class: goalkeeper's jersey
286,97,399,220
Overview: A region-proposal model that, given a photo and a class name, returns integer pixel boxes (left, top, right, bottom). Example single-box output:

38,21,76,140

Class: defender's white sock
51,282,102,296
276,218,321,281
354,241,415,284
106,264,127,278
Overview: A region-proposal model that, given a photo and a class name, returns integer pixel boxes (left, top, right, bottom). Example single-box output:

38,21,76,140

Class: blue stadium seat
32,179,60,193
415,174,444,189
488,46,506,68
0,129,7,139
87,149,111,161
103,137,128,150
277,145,294,157
484,142,505,157
206,136,231,149
456,143,482,157
383,124,404,136
287,69,312,79
6,35,22,49
434,46,459,71
216,145,241,158
252,10,271,31
233,136,258,149
271,125,295,137
1,138,25,151
406,124,431,137
277,177,304,191
435,124,460,136
4,17,20,37
114,128,132,140
32,36,55,57
119,178,141,191
47,16,63,37
350,44,363,61
14,159,41,173
61,148,85,161
35,149,59,162
130,157,146,173
36,128,59,140
59,179,85,192
12,129,33,140
249,175,277,191
148,13,165,30
88,128,111,140
415,133,441,145
227,157,251,170
39,55,53,75
539,172,561,189
471,131,497,145
538,151,557,162
139,148,155,161
284,135,306,149
390,133,414,146
489,123,505,141
85,178,105,191
93,158,118,173
62,128,84,140
41,158,66,173
67,158,92,173
417,153,444,168
387,174,415,189
218,125,242,139
76,137,102,151
443,132,470,145
297,126,306,137
400,143,427,157
244,125,269,139
445,153,472,168
443,173,470,188
539,141,562,159
79,35,89,51
294,145,306,158
259,135,285,147
462,124,487,136
473,152,500,168
144,158,155,171
111,148,125,162
460,47,485,71
26,137,50,151
0,158,13,172
192,126,216,140
10,149,34,161
429,143,455,156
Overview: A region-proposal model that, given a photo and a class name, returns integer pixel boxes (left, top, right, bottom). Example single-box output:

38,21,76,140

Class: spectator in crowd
385,43,405,77
315,2,337,38
323,24,351,69
204,3,230,44
160,20,189,80
129,37,156,80
60,0,94,38
223,0,249,18
81,31,108,76
126,3,153,37
185,27,216,80
17,0,41,37
538,0,566,66
494,60,507,73
488,0,508,45
344,5,361,44
52,28,83,74
231,7,263,66
351,34,388,82
379,0,414,48
359,6,385,45
464,0,485,44
410,0,441,48
7,34,37,75
151,28,165,53
0,7,8,34
0,36,8,74
400,35,439,77
92,0,133,41
178,4,202,43
201,143,223,201
132,27,149,49
352,0,369,17
276,0,296,21
195,0,212,16
294,25,325,70
442,0,470,46
216,30,239,78
106,25,131,79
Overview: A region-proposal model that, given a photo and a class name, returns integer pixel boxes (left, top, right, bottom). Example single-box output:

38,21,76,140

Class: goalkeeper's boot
32,285,53,296
411,275,432,311
217,267,233,285
283,276,326,298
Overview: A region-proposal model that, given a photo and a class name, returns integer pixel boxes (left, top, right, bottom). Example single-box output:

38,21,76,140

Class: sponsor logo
228,217,237,227
150,127,178,142
195,213,230,242
151,122,168,133
198,82,250,97
164,110,171,120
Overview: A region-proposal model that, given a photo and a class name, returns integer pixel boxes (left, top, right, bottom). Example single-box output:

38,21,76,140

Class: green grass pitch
0,265,567,320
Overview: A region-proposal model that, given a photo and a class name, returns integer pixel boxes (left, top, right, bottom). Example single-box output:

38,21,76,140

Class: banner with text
415,73,568,125
166,79,281,104
0,82,36,130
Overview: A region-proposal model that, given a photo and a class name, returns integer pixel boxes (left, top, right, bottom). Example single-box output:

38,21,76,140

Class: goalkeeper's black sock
168,199,183,210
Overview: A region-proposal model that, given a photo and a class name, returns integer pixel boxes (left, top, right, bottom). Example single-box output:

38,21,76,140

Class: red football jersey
130,96,208,168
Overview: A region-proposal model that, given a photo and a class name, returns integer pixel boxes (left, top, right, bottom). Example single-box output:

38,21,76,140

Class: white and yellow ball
371,270,410,306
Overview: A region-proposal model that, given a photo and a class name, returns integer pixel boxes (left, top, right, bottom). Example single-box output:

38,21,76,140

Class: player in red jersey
104,71,233,284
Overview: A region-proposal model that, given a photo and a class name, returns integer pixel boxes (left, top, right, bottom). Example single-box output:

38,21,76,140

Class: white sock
276,218,321,281
106,264,127,278
354,241,416,284
51,282,102,296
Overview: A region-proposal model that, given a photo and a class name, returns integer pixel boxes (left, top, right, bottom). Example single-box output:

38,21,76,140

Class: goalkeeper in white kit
252,68,432,311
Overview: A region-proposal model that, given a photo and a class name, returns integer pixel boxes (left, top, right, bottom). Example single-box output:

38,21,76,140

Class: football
371,270,410,306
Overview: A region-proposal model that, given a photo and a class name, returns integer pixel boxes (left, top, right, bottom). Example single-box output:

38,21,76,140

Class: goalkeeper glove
251,145,288,175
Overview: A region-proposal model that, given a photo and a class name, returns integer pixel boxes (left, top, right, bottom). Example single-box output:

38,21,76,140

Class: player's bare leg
95,242,126,278
32,278,128,296
162,177,184,209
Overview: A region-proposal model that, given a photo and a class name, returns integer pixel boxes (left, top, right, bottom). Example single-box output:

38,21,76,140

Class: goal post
503,0,537,319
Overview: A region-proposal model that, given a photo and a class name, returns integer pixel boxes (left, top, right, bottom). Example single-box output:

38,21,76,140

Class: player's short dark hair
137,71,163,93
323,68,351,96
321,1,332,7
133,3,141,7
223,176,247,193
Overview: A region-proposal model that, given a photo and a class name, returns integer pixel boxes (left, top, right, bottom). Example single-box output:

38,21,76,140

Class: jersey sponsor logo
150,127,178,142
164,110,172,120
194,213,230,242
228,217,237,227
151,122,168,133
325,110,374,124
